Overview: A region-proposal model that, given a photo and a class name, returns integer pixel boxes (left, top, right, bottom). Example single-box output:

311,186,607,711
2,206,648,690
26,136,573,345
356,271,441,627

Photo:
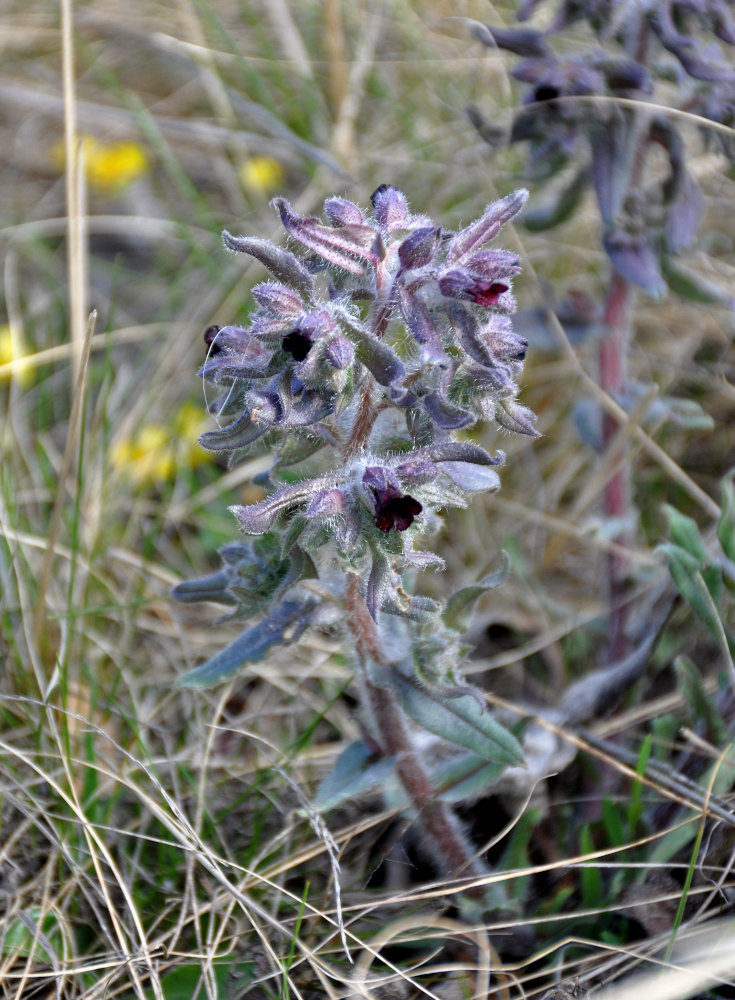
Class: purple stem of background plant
599,271,633,662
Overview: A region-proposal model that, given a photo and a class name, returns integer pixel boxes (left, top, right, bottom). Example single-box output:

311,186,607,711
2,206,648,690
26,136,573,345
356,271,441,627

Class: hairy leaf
313,740,396,811
390,670,524,764
177,600,316,687
442,553,511,632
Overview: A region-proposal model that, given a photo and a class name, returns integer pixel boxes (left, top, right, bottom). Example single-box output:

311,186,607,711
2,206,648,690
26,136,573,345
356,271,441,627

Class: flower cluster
470,0,735,300
172,185,535,702
185,186,535,625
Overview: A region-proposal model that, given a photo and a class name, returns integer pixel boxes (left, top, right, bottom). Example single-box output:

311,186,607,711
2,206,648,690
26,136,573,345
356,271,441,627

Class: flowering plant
173,186,536,893
469,0,735,659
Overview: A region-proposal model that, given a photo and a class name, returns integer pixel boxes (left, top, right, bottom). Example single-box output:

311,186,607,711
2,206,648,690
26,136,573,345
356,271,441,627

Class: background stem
599,271,633,661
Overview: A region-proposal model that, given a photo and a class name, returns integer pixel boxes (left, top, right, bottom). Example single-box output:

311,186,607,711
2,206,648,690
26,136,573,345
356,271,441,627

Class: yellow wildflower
111,402,212,487
53,135,149,193
0,324,33,387
173,400,211,469
238,155,286,197
111,424,175,486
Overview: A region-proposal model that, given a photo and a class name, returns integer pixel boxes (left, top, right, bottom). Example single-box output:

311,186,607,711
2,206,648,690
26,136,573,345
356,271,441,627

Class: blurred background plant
1,1,734,998
469,0,735,661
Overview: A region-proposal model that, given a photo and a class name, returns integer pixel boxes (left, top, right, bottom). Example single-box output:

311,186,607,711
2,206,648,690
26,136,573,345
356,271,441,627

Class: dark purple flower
282,330,312,361
204,325,222,354
362,465,423,531
439,270,510,306
373,486,423,532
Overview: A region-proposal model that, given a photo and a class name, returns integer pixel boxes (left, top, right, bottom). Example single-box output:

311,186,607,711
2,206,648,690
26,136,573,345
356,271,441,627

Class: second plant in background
470,0,735,659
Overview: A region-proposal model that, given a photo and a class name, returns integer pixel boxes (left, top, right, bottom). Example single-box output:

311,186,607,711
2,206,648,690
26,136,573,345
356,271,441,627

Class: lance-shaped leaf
177,599,317,688
471,20,550,57
442,553,510,632
495,398,541,436
199,410,269,453
390,670,524,765
423,392,475,430
171,569,238,606
336,309,405,385
222,231,314,299
662,504,710,564
230,476,334,534
665,170,703,253
440,461,501,492
447,189,528,264
591,110,638,225
524,167,589,232
415,440,505,467
313,741,396,812
659,543,731,653
718,470,735,564
660,255,735,308
398,288,446,361
382,592,442,622
427,750,507,804
675,654,728,746
449,303,499,367
272,197,384,273
398,226,440,269
604,230,667,298
324,196,366,227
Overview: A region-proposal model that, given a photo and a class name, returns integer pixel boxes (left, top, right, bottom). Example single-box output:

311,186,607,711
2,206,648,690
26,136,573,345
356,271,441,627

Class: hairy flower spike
179,186,533,638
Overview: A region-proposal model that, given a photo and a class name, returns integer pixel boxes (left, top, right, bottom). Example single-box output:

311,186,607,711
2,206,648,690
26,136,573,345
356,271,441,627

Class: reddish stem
599,271,633,662
345,575,485,896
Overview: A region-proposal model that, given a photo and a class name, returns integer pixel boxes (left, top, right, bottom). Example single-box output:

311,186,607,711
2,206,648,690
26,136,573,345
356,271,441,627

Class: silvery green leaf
440,461,501,492
658,543,726,648
337,309,405,385
428,750,506,804
660,255,735,308
663,504,710,565
171,570,238,606
718,471,735,564
495,398,541,437
199,411,269,452
523,167,589,232
230,477,332,534
222,231,314,299
442,553,511,632
417,440,505,467
177,600,316,688
390,670,524,765
313,741,396,812
423,392,475,430
398,288,446,361
367,546,392,621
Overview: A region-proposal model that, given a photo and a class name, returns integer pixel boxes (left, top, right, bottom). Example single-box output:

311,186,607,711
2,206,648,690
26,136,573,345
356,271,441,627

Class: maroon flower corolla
373,486,423,532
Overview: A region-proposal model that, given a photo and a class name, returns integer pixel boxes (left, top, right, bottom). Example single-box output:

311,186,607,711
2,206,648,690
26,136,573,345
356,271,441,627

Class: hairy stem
345,575,485,897
599,271,633,661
